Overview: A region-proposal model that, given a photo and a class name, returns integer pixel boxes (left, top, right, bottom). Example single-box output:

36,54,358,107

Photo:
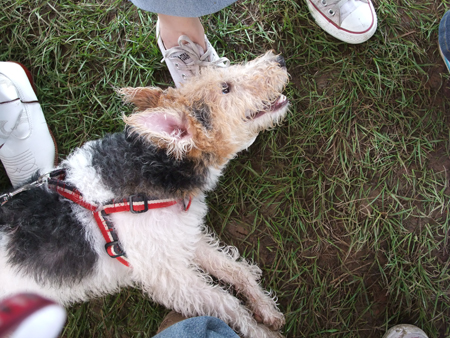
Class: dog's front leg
135,264,282,338
194,238,285,331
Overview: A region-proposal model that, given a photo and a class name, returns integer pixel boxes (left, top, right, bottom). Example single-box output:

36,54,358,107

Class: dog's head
120,51,289,166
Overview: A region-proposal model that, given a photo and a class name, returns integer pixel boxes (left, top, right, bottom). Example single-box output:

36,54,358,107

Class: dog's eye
221,83,231,94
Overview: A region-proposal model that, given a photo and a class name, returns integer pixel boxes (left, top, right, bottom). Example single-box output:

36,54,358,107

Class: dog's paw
267,331,285,338
253,305,285,331
253,323,285,338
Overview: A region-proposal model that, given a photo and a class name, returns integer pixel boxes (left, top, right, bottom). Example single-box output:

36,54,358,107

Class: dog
0,51,289,338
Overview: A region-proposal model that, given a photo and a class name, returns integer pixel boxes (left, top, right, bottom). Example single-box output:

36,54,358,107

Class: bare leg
158,14,206,50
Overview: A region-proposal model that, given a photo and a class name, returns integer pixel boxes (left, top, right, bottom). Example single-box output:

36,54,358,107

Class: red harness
47,169,191,267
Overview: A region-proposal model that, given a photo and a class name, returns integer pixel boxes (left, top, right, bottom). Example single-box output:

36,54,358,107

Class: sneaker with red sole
0,62,57,188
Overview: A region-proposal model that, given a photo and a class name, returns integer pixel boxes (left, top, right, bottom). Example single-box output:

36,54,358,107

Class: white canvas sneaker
156,20,230,87
383,324,428,338
0,62,56,188
307,0,377,44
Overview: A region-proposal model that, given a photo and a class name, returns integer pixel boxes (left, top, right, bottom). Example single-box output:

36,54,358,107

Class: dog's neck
82,131,216,201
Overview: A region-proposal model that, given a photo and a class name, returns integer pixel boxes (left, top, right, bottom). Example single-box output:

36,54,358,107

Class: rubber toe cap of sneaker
341,4,375,32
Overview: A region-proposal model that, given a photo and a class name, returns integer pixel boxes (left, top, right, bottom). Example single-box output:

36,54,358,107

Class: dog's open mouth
246,95,288,120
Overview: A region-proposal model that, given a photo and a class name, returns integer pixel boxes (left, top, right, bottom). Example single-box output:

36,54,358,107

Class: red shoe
0,293,66,338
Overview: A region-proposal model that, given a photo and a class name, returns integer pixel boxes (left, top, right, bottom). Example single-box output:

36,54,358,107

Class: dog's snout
276,55,286,69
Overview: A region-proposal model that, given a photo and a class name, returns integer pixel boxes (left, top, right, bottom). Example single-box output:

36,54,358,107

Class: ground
1,0,450,337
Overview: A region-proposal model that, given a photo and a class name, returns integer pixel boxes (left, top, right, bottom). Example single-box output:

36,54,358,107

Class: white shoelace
161,35,230,75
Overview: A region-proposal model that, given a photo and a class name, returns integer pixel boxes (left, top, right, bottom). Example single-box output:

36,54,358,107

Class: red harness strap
46,169,189,267
93,196,178,267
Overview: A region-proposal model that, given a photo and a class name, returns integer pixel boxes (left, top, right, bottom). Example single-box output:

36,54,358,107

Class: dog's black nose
276,55,286,69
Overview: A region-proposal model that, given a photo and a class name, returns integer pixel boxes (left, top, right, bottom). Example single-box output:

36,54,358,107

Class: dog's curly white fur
0,51,289,338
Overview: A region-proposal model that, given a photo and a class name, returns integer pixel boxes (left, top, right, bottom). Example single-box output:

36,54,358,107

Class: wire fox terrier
0,51,289,338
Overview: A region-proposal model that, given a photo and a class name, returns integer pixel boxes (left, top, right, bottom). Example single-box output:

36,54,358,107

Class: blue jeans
153,316,239,338
439,10,450,61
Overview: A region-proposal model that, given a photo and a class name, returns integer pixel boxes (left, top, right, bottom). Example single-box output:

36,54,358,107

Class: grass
1,0,450,337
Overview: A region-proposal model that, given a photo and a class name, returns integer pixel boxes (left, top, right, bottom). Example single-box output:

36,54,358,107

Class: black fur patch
0,187,98,286
192,102,212,130
90,131,209,198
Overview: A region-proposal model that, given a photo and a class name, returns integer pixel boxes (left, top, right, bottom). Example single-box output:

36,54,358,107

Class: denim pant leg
439,10,450,60
153,316,239,338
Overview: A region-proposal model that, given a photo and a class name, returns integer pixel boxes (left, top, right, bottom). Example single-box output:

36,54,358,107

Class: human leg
129,0,235,87
155,16,230,87
157,15,206,50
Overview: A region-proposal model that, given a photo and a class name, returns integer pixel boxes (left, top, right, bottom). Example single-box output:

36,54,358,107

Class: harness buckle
0,194,10,206
128,195,148,213
0,172,51,207
105,241,126,258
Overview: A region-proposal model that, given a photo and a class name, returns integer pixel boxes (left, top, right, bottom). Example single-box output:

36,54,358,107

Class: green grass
1,0,450,337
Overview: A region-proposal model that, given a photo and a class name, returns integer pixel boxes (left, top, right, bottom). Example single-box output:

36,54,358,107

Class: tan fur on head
118,87,163,110
123,108,196,160
121,51,290,166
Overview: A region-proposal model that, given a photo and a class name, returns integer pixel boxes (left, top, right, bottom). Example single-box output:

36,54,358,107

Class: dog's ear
117,87,163,110
123,109,194,159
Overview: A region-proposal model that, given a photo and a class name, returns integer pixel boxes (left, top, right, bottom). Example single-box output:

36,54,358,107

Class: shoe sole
307,0,377,44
